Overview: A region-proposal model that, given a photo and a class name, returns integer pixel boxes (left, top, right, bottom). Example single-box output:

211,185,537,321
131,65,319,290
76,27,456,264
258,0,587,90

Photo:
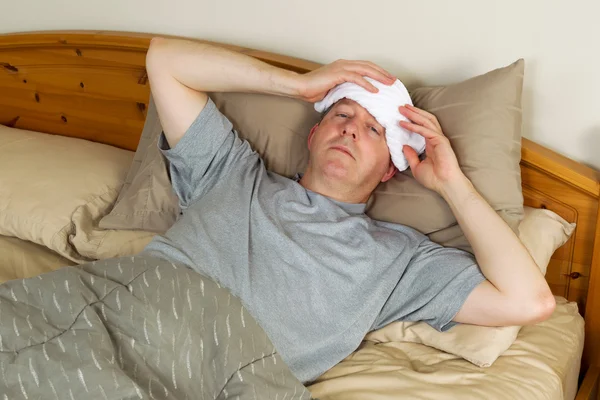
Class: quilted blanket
0,255,311,399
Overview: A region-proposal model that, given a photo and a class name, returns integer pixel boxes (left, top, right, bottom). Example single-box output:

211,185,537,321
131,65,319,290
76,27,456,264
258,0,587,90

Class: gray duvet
0,255,311,399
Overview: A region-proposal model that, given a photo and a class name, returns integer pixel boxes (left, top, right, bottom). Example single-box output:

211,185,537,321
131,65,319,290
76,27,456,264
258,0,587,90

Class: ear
307,123,319,149
381,161,397,183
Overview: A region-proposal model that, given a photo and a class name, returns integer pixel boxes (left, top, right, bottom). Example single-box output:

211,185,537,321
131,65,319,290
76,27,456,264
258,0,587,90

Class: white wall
2,0,599,170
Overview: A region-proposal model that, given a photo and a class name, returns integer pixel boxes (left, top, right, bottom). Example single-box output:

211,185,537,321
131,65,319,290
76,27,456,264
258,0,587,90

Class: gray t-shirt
143,98,485,383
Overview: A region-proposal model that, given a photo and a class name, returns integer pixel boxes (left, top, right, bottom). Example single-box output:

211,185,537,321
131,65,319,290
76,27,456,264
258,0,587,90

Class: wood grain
575,366,600,400
522,138,600,197
583,208,600,375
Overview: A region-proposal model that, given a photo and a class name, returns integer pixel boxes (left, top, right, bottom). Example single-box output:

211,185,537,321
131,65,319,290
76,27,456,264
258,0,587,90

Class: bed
0,31,599,399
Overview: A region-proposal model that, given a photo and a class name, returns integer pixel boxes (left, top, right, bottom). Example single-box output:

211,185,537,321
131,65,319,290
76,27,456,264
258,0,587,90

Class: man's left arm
400,104,555,327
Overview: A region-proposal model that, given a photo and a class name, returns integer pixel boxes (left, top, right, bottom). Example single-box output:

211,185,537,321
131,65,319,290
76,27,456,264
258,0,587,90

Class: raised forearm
147,37,301,98
441,175,552,300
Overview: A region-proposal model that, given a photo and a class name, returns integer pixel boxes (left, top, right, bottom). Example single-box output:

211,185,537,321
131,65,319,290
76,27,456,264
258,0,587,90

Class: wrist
439,174,476,206
275,69,303,99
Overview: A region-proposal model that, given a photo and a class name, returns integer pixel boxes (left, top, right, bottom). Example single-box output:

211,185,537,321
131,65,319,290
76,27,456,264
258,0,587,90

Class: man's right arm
145,37,397,148
146,38,303,148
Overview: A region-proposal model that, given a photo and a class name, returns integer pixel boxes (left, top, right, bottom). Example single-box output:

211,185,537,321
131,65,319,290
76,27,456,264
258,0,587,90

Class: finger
345,72,379,93
340,59,394,79
405,104,442,131
399,106,439,132
402,145,420,170
344,64,395,86
399,120,441,139
405,104,436,121
407,105,442,131
355,61,396,80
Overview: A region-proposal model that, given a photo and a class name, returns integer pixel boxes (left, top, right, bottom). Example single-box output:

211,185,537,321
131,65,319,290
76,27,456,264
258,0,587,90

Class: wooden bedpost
583,202,600,375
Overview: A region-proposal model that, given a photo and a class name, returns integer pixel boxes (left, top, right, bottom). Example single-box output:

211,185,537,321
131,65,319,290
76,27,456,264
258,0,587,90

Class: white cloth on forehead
314,77,426,171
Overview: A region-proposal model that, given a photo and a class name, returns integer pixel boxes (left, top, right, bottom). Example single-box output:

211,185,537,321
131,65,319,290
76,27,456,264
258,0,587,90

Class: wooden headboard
1,30,600,373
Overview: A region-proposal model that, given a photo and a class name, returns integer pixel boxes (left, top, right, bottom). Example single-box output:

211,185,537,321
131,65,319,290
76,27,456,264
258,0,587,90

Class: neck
299,165,370,204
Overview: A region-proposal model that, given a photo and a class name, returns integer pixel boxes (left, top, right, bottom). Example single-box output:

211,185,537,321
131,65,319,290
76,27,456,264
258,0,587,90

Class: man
143,37,555,383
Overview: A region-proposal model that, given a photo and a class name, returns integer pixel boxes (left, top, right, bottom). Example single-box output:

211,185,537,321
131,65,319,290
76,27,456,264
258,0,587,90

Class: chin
321,160,355,182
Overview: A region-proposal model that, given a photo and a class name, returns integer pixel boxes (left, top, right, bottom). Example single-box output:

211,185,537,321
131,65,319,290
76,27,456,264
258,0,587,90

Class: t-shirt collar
293,173,367,216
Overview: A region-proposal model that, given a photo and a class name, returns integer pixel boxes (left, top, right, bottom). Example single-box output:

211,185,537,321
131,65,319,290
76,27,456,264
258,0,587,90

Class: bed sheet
309,296,584,400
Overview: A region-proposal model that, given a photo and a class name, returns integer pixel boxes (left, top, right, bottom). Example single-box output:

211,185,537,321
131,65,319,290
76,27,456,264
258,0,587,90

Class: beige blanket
309,297,583,400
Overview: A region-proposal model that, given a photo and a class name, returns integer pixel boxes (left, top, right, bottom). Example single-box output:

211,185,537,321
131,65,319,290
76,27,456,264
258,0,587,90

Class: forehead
335,98,363,110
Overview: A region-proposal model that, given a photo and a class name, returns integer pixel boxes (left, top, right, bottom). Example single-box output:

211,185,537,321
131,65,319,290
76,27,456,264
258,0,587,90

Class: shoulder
372,219,427,240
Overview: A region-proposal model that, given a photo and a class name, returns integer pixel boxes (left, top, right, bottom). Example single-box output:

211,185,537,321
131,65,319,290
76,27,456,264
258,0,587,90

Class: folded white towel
314,77,426,171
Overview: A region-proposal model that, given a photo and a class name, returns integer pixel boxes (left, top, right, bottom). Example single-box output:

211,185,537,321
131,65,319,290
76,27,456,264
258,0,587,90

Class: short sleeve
372,238,486,332
158,98,256,209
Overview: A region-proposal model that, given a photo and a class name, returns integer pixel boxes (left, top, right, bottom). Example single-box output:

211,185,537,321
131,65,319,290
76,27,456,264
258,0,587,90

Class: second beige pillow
100,59,525,255
99,95,181,233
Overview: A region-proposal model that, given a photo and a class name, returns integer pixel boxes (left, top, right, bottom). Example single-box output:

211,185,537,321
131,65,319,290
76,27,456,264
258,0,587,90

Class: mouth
330,145,354,159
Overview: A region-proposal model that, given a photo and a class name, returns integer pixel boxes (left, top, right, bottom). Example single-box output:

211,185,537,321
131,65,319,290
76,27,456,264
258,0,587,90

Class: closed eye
338,113,381,135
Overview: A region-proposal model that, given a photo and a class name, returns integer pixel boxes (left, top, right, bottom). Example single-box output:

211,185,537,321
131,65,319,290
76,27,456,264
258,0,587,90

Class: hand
399,104,465,195
296,59,396,103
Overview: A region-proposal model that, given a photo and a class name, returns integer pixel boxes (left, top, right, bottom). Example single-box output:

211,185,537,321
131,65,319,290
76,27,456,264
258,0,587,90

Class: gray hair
318,100,339,124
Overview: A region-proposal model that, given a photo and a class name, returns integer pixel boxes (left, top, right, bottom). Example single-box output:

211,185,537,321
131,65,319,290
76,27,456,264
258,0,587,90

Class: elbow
146,37,169,73
523,292,556,325
148,36,168,53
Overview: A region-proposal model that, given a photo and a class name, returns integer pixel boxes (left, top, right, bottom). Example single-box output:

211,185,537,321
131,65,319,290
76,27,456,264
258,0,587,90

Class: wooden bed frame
1,30,599,399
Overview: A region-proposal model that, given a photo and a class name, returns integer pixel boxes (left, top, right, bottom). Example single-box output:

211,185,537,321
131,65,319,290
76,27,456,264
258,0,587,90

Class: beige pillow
369,59,525,252
0,235,75,283
518,207,576,275
99,92,318,232
363,206,575,368
100,60,525,254
99,95,180,233
0,125,154,262
70,192,156,260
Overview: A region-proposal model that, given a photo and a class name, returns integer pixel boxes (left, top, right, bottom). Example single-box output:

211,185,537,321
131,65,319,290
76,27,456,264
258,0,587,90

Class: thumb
402,145,420,170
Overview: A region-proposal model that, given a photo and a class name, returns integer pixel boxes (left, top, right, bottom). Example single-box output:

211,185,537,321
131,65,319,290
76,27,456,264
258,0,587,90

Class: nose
342,125,357,140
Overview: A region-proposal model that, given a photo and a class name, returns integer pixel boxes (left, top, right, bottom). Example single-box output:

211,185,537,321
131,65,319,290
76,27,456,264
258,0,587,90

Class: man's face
307,98,396,192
